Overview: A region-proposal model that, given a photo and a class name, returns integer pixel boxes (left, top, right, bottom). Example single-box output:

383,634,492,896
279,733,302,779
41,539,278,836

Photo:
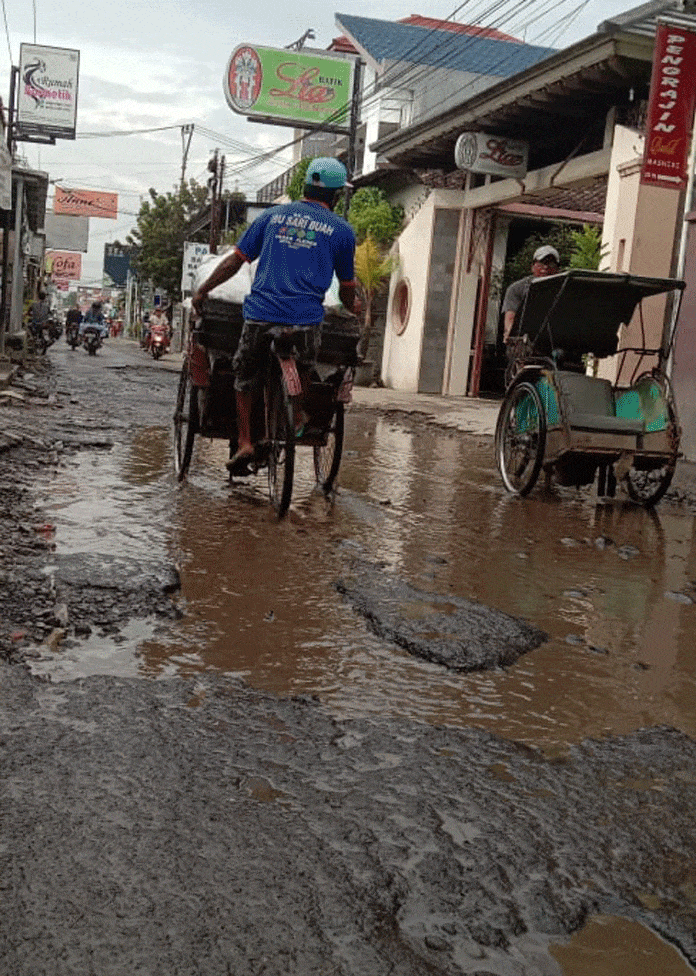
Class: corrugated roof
599,0,696,36
334,13,556,77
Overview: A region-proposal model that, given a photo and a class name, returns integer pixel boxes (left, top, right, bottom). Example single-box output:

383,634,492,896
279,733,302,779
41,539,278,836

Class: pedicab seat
542,371,644,435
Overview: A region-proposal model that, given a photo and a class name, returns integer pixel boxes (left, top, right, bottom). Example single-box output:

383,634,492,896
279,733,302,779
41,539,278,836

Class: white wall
381,197,435,390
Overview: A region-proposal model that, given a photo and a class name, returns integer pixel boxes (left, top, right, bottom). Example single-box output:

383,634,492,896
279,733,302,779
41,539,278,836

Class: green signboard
223,44,355,131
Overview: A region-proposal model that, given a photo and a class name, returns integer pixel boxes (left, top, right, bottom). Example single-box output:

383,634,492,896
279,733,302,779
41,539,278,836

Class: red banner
641,23,696,189
54,186,118,219
46,250,82,280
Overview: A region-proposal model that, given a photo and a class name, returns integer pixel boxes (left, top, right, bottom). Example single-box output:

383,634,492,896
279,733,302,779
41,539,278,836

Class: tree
347,188,404,247
354,234,398,358
568,224,604,270
127,180,208,301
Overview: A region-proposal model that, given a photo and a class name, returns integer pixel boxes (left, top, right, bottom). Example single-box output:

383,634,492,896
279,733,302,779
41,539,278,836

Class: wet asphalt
1,339,696,976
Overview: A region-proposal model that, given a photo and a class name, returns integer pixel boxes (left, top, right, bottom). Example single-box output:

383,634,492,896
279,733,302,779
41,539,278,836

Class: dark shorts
232,320,321,392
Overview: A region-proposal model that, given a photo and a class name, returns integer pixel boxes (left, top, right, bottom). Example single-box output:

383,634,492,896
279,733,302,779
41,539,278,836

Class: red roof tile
398,14,519,43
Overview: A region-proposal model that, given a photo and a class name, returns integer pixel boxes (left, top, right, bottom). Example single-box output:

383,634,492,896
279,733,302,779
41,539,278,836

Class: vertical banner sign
224,44,354,131
17,44,80,141
641,23,696,189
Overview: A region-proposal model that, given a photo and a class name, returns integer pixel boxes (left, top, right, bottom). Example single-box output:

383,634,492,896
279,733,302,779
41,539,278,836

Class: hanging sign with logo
17,44,79,141
455,132,529,179
641,23,696,189
53,186,118,219
46,250,82,281
223,44,355,132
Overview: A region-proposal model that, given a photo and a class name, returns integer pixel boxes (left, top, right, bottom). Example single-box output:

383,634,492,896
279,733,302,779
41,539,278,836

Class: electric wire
1,0,12,63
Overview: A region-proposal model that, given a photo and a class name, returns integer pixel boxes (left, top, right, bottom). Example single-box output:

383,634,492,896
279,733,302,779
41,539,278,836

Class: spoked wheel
496,380,547,496
625,463,675,507
314,401,344,494
173,363,198,481
267,372,295,517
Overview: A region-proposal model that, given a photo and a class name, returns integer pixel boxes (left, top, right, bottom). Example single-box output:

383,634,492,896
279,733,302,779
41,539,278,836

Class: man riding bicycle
191,157,358,475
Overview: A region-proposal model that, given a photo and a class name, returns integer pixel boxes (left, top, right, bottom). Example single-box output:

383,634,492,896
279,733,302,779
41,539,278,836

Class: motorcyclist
65,306,82,341
191,157,358,474
80,301,109,339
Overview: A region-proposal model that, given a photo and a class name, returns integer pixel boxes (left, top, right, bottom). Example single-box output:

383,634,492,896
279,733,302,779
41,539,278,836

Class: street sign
181,242,210,293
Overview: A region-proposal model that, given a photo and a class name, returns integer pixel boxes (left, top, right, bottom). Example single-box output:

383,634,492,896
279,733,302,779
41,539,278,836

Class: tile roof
398,15,519,43
335,13,556,77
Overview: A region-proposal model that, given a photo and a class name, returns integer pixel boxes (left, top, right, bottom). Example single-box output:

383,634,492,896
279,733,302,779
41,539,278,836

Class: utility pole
207,150,225,254
180,124,194,188
0,66,18,356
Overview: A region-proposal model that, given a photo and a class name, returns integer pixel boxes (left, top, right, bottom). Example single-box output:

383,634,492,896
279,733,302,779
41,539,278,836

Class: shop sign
224,44,354,131
641,23,696,189
46,250,82,280
455,131,528,178
17,44,79,141
54,186,118,219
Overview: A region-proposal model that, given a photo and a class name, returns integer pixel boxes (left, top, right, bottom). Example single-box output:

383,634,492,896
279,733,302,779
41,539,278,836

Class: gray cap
533,245,560,263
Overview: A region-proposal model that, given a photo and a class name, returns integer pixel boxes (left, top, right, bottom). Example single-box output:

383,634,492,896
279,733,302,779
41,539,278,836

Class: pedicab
495,269,686,507
173,296,361,516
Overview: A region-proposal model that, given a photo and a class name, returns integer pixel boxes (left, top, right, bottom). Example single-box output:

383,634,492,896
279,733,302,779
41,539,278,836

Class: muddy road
2,338,696,976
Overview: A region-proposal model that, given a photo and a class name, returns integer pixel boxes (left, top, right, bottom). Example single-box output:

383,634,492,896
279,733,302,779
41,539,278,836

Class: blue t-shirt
236,200,356,327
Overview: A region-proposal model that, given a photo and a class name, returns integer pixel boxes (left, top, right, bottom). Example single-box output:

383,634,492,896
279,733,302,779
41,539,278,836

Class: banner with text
46,250,82,281
224,44,354,131
54,186,118,219
641,23,696,189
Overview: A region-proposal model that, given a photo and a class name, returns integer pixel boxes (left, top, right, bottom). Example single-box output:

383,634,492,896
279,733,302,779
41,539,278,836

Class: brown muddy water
30,407,696,976
33,410,696,754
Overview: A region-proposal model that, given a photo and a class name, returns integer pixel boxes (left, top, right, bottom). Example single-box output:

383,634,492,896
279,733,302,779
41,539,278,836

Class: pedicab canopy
518,269,685,359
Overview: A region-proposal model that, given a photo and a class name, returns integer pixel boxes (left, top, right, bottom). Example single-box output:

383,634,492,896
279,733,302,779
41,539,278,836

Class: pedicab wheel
267,372,295,517
173,363,198,481
496,380,546,496
314,401,344,494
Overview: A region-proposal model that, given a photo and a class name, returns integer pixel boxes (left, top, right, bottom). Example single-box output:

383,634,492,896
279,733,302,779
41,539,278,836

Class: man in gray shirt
502,244,560,343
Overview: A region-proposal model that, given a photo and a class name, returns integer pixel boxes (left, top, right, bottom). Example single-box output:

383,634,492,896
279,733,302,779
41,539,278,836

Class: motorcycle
66,321,81,350
47,316,62,344
82,326,104,356
149,321,170,360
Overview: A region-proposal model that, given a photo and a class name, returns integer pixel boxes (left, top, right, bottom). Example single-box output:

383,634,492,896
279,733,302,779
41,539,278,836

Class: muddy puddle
33,410,696,755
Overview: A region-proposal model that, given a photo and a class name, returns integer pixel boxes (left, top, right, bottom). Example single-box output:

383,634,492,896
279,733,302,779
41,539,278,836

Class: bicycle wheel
267,371,295,517
495,381,546,496
314,401,344,494
173,363,198,481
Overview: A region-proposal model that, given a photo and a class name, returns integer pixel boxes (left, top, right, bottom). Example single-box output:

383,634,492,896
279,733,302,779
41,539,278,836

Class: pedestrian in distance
191,156,359,476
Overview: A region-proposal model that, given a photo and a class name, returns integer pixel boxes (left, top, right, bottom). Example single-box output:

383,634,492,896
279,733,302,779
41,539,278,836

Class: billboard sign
17,44,79,141
46,250,82,281
455,131,529,178
54,186,118,219
44,213,89,252
641,23,696,189
224,44,354,131
181,241,210,293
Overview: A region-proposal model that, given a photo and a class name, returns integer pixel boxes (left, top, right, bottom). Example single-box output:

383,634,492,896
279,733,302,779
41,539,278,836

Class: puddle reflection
34,413,696,752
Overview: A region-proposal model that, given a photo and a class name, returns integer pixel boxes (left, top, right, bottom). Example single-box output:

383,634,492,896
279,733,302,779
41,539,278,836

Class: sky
0,0,643,283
